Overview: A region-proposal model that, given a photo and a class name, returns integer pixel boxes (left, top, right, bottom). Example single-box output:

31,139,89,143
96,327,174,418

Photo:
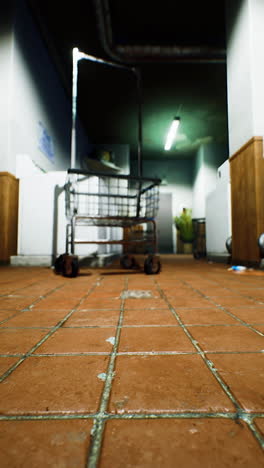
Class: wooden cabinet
0,172,19,263
229,137,264,265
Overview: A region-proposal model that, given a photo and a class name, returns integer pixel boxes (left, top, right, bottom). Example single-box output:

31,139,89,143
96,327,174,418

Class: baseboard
10,256,52,267
207,252,231,263
10,253,118,268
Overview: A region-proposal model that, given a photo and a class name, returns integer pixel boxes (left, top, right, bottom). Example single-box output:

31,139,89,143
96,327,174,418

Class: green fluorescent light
164,117,180,151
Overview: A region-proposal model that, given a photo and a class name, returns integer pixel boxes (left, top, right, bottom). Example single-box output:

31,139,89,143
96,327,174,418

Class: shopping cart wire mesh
65,169,160,227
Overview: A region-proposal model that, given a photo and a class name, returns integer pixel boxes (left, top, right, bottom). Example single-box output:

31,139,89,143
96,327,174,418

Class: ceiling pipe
93,0,226,64
115,45,226,63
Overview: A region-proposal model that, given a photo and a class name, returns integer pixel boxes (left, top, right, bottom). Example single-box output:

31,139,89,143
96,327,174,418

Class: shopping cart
54,169,161,277
54,48,161,276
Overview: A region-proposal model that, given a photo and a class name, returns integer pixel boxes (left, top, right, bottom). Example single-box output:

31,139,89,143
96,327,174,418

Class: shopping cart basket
55,169,161,277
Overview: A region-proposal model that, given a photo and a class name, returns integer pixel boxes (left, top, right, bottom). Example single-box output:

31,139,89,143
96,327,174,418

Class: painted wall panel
226,0,253,155
249,0,264,135
226,0,264,154
192,143,227,219
206,160,231,255
18,172,102,259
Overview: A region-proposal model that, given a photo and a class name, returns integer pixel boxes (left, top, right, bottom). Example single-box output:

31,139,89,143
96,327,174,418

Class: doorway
156,192,173,253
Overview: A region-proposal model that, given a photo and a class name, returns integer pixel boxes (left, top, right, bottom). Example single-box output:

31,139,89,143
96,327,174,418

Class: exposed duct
93,0,226,64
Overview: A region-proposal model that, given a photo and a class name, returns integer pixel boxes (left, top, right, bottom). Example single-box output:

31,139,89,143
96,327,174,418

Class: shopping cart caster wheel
54,254,64,274
144,255,161,275
226,236,232,254
193,251,201,259
62,255,79,278
120,254,136,269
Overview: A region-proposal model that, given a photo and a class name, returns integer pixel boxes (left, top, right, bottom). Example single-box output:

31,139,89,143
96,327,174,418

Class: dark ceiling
28,0,228,163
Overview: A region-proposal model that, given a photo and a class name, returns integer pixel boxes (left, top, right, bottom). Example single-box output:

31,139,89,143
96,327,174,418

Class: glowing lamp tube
164,117,180,151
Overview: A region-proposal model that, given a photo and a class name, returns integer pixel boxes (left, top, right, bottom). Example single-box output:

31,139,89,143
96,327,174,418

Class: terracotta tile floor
0,255,264,467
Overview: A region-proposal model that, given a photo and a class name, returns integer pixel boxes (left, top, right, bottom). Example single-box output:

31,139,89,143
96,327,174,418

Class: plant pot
183,242,193,254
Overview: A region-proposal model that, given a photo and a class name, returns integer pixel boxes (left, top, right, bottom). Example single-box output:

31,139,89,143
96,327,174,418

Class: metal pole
77,51,132,72
71,48,79,169
134,68,143,178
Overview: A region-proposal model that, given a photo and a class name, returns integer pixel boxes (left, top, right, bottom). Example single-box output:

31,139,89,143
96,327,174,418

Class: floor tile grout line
0,278,59,297
0,414,98,421
87,420,106,468
0,354,25,357
0,277,103,383
0,326,118,330
120,323,264,328
124,305,263,310
0,282,67,326
203,350,264,355
208,300,264,337
194,280,264,295
116,350,264,356
31,353,112,356
4,305,247,312
102,412,264,421
159,280,264,450
1,411,263,422
26,352,196,357
247,420,264,449
76,309,122,311
116,351,198,356
0,308,122,314
87,277,127,468
155,281,243,412
1,323,264,330
233,290,264,306
2,350,263,358
0,312,27,326
184,281,264,337
167,276,264,295
0,327,56,330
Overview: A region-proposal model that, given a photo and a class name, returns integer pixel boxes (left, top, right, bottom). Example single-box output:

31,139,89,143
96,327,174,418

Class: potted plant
174,208,195,254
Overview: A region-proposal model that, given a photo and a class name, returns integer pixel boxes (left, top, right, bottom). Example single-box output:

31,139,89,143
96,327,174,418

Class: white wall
0,0,90,175
250,0,264,135
206,160,231,256
192,143,227,219
0,6,14,171
226,0,264,155
226,0,253,155
18,172,67,258
17,172,115,261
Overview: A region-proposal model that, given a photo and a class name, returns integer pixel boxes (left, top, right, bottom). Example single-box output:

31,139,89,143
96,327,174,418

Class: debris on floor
120,290,154,299
228,266,264,275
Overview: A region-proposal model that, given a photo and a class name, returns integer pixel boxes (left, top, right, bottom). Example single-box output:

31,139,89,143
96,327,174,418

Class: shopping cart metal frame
54,48,161,277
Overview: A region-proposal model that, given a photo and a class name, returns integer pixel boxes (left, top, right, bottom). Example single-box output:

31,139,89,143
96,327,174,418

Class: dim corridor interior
0,254,263,467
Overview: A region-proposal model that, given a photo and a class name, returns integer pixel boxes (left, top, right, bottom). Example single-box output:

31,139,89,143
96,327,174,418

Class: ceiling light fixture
164,117,180,151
